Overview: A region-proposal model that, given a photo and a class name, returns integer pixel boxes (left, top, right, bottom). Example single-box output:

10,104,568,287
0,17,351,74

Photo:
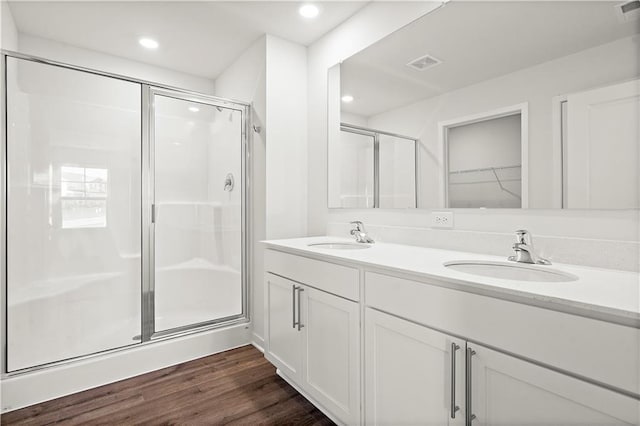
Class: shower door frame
144,86,250,340
339,123,419,209
0,51,251,375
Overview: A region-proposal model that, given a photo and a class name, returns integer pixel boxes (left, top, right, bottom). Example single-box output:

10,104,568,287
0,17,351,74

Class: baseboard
1,324,251,413
251,333,265,353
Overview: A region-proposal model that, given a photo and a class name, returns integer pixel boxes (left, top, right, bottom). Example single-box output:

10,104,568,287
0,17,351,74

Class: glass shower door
337,128,375,208
151,90,244,334
6,57,142,371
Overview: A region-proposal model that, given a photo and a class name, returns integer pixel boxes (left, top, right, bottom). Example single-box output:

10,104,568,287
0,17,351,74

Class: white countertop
263,236,640,327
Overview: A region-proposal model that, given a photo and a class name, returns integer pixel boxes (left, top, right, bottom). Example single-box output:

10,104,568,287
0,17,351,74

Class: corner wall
215,36,267,348
265,34,308,240
1,1,18,50
0,1,18,404
215,34,308,348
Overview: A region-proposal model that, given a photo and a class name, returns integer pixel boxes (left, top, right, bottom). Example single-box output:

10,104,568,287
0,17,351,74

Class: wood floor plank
1,345,334,426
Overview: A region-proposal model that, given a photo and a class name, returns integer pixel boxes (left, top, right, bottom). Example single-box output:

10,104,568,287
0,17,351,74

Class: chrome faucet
508,230,551,265
350,221,374,244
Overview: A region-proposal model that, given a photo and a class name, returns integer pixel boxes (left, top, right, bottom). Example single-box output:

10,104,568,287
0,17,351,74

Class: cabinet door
265,273,301,381
365,308,466,425
302,286,361,425
468,343,640,425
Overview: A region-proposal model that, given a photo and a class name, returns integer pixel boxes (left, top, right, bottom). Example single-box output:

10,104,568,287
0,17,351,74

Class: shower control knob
224,173,235,192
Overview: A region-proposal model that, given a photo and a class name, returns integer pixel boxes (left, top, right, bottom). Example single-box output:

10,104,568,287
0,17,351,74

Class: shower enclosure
2,53,249,372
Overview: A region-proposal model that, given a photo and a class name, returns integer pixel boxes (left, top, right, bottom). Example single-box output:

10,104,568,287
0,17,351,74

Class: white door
265,273,301,381
565,79,640,208
302,286,361,425
365,308,466,425
468,343,640,425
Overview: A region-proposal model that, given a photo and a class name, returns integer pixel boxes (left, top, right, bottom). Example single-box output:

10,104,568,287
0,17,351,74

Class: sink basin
444,260,578,282
308,242,372,250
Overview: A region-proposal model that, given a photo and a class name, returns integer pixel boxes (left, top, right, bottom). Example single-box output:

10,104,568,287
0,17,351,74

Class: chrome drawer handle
466,346,477,425
451,342,460,418
297,287,304,331
292,285,298,329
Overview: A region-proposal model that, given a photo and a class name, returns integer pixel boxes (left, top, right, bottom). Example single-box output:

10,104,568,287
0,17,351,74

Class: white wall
1,1,18,50
0,1,18,405
308,2,639,271
215,36,267,348
265,35,308,240
17,34,215,94
216,34,307,348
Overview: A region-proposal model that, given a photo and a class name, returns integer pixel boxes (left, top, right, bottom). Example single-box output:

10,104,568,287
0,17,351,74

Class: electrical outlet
431,211,454,229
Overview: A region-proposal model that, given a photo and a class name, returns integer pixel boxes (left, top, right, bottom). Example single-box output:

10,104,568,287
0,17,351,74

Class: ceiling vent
406,54,442,71
616,0,640,22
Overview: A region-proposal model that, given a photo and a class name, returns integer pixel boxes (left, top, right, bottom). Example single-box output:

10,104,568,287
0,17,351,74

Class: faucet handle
350,221,364,231
515,229,531,244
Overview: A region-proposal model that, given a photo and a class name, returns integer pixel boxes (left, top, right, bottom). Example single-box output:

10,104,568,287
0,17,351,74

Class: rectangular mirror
328,1,640,209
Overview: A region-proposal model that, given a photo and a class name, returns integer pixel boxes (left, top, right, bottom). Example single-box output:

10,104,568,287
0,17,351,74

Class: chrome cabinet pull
466,346,477,425
292,285,298,329
451,342,460,418
297,287,304,331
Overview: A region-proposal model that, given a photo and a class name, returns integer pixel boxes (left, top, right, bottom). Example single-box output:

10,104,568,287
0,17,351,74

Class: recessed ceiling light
188,106,200,113
341,95,354,103
299,4,319,18
139,38,159,49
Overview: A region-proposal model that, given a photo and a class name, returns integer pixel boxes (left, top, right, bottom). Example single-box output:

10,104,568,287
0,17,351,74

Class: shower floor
1,346,334,425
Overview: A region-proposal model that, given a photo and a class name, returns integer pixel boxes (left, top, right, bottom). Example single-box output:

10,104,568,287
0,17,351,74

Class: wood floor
1,345,334,425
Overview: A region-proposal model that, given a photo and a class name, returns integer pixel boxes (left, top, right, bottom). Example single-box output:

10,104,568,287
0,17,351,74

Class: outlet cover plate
431,211,454,229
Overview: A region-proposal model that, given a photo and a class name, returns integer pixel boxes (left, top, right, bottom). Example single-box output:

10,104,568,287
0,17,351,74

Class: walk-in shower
2,52,250,373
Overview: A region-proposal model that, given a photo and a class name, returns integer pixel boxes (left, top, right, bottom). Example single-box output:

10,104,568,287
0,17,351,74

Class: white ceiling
9,1,368,79
341,1,640,117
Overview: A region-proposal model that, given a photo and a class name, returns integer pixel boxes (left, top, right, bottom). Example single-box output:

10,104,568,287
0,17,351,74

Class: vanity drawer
365,271,640,396
265,249,359,301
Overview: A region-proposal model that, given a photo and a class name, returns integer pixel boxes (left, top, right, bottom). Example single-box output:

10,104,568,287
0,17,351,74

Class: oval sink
308,242,372,250
444,260,578,282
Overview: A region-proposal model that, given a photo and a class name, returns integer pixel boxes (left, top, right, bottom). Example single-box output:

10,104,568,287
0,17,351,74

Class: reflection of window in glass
60,166,108,229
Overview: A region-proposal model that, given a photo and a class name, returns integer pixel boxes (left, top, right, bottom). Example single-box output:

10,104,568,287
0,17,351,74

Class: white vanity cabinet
302,284,360,424
365,307,638,426
264,250,361,425
467,343,639,425
365,308,466,425
365,271,640,426
265,273,303,381
263,243,640,426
